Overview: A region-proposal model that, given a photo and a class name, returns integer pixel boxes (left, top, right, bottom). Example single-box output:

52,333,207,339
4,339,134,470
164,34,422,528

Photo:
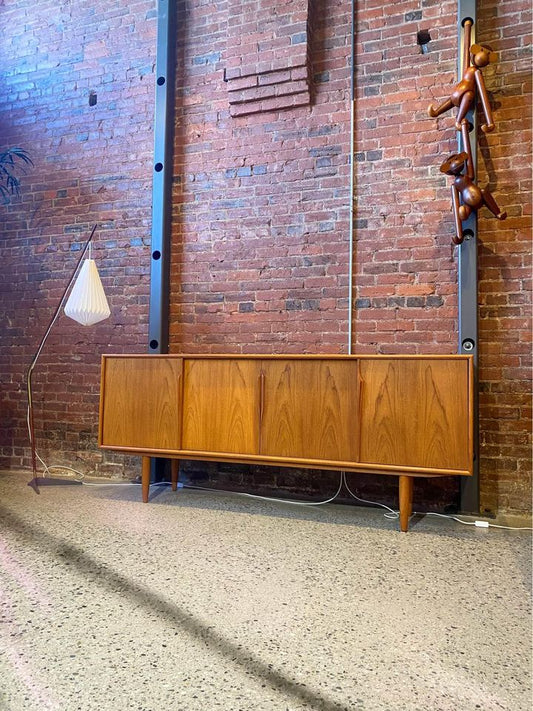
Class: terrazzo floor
0,468,531,711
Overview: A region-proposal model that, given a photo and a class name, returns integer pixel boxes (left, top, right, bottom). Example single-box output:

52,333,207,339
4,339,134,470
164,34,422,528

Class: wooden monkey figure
428,20,497,133
440,121,506,245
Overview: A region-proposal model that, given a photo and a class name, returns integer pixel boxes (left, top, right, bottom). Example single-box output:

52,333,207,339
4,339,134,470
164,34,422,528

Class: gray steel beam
457,0,479,513
149,0,176,356
148,0,177,482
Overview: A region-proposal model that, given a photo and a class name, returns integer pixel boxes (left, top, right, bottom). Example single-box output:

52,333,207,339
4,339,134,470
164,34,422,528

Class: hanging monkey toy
440,121,506,244
428,20,497,133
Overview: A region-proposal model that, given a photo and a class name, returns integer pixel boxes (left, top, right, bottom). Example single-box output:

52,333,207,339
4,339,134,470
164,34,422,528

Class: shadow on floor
27,477,83,493
0,503,350,711
86,480,454,535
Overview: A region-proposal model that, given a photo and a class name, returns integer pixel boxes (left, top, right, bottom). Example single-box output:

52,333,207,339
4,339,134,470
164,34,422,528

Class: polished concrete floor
0,468,531,711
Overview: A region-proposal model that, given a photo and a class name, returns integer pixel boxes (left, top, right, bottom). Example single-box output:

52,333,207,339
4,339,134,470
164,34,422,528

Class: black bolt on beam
457,0,480,514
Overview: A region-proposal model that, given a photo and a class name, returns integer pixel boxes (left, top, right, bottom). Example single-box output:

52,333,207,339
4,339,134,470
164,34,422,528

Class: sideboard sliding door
100,356,183,451
181,358,261,455
358,358,471,473
259,359,360,463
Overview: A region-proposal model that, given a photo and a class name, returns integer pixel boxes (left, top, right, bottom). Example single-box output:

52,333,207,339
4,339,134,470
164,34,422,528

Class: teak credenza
98,354,474,532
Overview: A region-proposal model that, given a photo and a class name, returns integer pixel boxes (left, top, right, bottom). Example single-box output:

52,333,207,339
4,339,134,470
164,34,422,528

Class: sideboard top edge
101,353,474,361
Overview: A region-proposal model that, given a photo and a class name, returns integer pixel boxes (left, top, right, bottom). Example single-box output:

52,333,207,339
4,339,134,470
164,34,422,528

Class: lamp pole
27,224,99,492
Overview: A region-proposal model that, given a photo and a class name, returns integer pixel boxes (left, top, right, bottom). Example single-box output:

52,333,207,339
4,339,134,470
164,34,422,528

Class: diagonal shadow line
0,504,349,711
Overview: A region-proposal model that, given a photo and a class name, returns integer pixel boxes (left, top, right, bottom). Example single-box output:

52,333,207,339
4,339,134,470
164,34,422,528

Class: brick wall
170,0,352,354
0,0,530,514
476,0,532,513
352,1,531,514
170,0,531,514
354,1,459,354
0,0,156,477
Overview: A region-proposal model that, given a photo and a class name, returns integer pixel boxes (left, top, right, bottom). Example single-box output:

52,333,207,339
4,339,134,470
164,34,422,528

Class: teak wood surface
259,359,360,462
99,354,474,532
181,358,260,455
99,356,183,451
359,359,470,472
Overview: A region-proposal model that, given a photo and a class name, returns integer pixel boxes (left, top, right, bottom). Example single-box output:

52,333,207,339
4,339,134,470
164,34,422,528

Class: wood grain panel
359,359,471,472
260,360,360,461
100,357,182,450
181,359,260,454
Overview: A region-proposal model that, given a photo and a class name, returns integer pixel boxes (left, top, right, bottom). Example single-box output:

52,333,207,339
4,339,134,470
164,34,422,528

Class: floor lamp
27,224,110,492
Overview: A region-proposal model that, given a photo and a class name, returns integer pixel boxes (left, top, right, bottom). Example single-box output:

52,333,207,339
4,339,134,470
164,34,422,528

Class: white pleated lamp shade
64,259,111,326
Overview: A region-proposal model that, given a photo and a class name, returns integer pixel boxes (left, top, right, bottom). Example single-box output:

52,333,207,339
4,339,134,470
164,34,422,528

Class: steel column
149,0,176,355
457,0,479,513
148,0,177,481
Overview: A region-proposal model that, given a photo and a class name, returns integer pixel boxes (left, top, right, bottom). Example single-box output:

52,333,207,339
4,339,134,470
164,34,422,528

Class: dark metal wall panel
457,0,479,513
149,0,177,481
149,0,176,356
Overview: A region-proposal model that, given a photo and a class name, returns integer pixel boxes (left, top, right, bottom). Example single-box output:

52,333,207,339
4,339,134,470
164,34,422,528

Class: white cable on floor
183,472,345,507
341,472,532,531
341,471,399,518
32,448,86,481
420,511,533,531
27,397,88,482
33,460,532,531
478,522,532,531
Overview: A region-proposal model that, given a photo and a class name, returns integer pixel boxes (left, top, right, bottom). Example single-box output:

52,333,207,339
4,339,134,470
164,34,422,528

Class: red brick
0,0,530,514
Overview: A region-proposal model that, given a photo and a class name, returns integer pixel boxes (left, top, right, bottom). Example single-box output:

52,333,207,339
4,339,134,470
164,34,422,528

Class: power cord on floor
341,471,399,518
341,472,533,531
27,450,174,487
181,472,532,531
418,511,533,531
29,457,532,531
31,447,86,482
183,473,344,506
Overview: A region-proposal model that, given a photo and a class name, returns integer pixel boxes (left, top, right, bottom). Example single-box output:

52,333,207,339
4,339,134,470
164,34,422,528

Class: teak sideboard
98,354,474,532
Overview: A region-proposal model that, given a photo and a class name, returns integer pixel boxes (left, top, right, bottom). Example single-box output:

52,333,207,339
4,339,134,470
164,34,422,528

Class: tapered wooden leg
171,459,179,491
399,475,414,533
141,456,151,503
